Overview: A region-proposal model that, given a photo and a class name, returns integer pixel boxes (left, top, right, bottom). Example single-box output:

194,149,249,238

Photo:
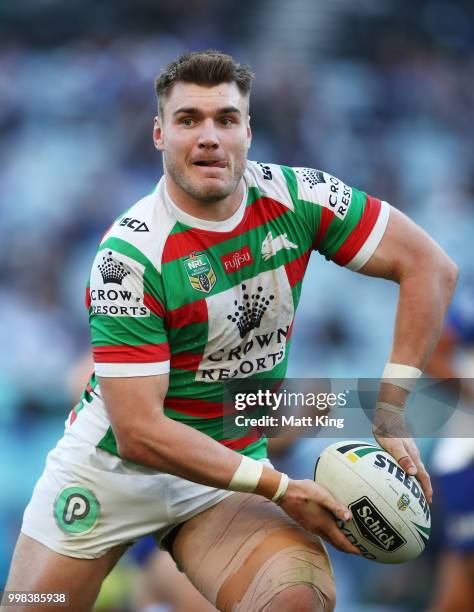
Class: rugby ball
314,440,431,563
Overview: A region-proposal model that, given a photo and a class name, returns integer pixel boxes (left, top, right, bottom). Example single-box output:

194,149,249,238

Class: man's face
153,81,252,204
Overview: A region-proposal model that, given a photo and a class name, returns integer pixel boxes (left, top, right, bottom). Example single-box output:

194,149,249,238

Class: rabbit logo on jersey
197,268,294,381
89,249,149,317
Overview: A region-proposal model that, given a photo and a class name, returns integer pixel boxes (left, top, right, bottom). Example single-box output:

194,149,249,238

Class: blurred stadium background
1,0,473,609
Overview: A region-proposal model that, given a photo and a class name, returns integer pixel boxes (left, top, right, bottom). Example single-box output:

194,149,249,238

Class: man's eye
221,117,235,126
181,118,194,126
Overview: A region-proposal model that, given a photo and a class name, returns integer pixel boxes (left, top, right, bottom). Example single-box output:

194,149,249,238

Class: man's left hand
373,405,433,504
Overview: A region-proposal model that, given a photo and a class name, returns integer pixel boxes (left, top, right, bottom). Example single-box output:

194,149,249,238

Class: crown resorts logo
227,283,275,338
98,251,131,285
295,168,326,188
184,252,216,293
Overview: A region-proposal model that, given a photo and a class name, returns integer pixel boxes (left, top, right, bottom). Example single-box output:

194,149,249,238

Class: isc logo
119,217,149,232
257,162,273,180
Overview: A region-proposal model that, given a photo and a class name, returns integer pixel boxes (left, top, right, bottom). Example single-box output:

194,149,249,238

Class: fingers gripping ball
314,441,431,563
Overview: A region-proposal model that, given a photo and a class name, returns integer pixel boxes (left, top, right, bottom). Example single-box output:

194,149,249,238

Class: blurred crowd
1,0,473,609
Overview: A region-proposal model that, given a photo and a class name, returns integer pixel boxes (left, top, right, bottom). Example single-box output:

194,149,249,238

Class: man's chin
189,181,236,203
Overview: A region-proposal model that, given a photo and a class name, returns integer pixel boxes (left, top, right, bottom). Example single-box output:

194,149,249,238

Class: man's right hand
278,479,361,555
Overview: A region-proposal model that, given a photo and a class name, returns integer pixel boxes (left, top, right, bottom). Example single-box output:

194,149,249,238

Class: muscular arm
359,206,458,500
360,206,458,370
425,327,459,380
99,373,360,554
99,373,279,496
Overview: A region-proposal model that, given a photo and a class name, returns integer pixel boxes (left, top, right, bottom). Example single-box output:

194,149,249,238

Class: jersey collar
158,175,248,232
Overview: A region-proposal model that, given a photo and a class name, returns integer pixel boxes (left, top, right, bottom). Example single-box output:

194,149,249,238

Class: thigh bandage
175,494,335,611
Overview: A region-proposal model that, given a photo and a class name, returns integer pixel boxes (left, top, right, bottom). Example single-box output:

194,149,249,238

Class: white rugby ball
314,440,431,563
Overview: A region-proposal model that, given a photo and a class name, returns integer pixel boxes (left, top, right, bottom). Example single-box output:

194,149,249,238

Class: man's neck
165,177,245,222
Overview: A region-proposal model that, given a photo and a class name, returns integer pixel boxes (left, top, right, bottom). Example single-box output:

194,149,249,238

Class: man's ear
153,115,165,151
247,115,252,149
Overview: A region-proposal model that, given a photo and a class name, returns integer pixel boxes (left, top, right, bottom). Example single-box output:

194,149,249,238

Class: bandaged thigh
215,534,334,611
236,546,334,611
175,494,334,611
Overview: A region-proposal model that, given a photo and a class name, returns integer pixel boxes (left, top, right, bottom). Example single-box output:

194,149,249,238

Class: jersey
68,161,390,460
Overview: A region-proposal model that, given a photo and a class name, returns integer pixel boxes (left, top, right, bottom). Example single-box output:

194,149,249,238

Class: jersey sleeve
289,167,390,270
86,239,170,377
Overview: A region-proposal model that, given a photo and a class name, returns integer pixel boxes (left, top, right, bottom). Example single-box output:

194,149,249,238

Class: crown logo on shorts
227,284,275,338
98,251,131,285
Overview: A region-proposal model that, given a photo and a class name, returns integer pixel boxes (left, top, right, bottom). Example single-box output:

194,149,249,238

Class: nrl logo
397,493,410,512
184,252,217,294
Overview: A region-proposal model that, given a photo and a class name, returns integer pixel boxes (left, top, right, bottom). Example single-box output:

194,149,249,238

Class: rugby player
4,51,457,611
427,284,474,612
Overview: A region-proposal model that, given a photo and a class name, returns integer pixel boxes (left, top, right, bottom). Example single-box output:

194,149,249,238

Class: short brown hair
155,50,254,116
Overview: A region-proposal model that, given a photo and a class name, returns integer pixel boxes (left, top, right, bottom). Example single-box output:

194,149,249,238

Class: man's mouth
193,160,227,168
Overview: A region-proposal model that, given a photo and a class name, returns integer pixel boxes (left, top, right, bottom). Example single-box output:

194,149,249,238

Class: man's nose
197,119,219,148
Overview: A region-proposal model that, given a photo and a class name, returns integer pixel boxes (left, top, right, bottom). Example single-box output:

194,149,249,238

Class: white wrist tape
382,362,422,392
376,401,404,415
272,473,289,503
228,456,263,493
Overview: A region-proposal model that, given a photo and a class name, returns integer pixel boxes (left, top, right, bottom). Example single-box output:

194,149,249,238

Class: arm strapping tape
272,473,289,503
375,401,405,415
228,455,263,493
382,362,422,392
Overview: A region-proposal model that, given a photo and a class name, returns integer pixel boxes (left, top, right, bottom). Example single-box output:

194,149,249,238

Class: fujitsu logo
98,251,131,285
227,283,275,338
221,246,253,273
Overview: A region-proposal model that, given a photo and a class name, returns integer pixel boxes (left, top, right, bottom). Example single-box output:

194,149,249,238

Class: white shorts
21,429,261,559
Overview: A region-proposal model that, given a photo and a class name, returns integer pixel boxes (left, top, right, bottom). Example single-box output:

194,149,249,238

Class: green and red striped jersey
69,161,390,459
